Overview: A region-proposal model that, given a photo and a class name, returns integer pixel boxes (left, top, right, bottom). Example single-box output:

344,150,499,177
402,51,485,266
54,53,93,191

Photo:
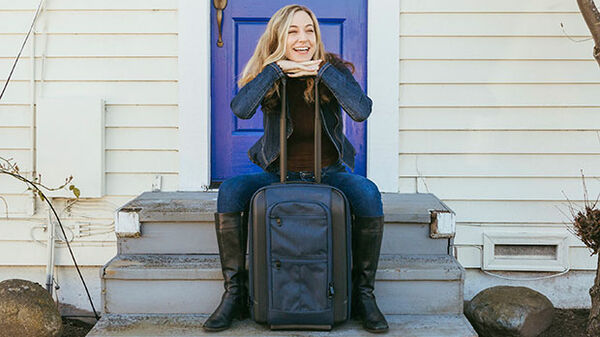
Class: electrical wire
30,222,114,245
1,172,100,320
30,225,47,246
0,0,46,101
482,268,571,281
415,155,430,194
45,192,100,320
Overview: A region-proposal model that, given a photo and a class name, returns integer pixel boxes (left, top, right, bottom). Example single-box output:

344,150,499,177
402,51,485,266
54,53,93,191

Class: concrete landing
87,313,478,337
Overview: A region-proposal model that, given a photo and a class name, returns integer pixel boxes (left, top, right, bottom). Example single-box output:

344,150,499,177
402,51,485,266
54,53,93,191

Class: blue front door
211,1,368,183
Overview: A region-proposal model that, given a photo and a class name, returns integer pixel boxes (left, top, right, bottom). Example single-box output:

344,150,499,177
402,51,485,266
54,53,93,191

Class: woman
203,4,388,333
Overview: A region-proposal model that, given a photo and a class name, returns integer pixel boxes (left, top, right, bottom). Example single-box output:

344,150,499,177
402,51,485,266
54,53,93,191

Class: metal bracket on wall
429,209,456,239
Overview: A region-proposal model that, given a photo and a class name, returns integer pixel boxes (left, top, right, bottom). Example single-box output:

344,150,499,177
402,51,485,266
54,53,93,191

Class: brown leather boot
203,211,249,332
351,215,389,333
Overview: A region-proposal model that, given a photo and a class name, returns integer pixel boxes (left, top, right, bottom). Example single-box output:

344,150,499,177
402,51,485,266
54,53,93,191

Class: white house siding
1,0,598,312
0,0,178,310
399,0,598,306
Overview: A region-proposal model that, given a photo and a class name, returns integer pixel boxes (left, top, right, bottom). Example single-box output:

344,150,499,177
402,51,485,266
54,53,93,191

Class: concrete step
86,313,478,337
116,192,455,256
118,221,449,255
101,254,464,315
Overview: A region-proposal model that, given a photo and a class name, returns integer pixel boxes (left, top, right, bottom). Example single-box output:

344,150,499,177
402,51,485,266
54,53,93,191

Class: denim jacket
230,60,372,173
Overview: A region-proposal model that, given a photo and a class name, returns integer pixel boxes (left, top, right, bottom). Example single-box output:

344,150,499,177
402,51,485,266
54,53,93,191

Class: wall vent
483,231,569,272
494,244,557,260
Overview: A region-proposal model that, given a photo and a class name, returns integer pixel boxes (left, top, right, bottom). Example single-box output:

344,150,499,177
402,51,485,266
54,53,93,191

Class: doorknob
213,0,228,47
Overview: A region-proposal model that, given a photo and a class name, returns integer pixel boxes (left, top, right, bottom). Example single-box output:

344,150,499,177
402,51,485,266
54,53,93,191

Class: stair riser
102,279,463,315
118,222,449,255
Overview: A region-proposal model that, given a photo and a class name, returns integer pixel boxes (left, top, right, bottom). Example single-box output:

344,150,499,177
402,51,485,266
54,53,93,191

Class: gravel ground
539,309,590,337
62,317,94,337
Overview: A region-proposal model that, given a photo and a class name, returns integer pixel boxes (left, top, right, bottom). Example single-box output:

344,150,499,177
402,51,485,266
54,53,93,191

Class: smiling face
284,10,317,62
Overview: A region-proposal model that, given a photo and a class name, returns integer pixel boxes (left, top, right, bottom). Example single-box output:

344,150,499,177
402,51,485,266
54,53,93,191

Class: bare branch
577,0,600,66
0,196,8,219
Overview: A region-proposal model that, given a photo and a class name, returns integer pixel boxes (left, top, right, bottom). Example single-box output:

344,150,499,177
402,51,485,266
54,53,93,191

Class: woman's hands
276,59,322,78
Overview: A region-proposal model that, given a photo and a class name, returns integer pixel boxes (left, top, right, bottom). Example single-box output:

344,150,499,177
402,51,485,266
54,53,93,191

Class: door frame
178,0,399,192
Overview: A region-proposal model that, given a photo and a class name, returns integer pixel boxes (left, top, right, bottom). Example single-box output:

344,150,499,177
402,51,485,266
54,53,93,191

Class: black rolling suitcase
247,77,352,330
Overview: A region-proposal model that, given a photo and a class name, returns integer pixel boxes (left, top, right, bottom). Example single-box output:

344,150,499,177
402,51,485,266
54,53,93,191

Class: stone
464,286,554,337
0,279,63,337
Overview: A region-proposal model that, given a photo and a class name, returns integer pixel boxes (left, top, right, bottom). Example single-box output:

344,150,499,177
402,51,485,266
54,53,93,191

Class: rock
465,286,554,337
0,279,63,337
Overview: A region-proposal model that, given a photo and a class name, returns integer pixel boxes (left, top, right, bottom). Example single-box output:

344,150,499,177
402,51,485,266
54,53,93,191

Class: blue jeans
217,159,383,217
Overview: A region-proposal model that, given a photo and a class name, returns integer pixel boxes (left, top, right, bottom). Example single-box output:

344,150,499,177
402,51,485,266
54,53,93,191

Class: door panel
211,1,367,182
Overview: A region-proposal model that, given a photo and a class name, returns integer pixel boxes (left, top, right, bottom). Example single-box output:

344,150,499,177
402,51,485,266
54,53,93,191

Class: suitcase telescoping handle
279,77,322,184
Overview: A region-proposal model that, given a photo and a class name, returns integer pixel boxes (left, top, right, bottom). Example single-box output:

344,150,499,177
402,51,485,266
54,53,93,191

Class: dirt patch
61,318,94,337
539,309,590,337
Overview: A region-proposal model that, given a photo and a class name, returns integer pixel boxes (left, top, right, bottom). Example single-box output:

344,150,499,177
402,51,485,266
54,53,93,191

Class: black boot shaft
352,215,384,296
214,211,247,294
203,211,249,332
352,215,389,333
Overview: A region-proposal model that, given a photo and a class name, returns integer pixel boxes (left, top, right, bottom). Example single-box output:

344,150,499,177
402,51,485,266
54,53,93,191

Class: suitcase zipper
328,282,335,299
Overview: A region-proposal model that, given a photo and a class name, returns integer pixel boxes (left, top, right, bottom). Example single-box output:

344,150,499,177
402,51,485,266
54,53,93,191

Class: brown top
284,78,338,172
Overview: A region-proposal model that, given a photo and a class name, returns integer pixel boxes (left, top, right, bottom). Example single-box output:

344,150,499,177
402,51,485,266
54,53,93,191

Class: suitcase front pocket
271,259,330,312
269,201,330,258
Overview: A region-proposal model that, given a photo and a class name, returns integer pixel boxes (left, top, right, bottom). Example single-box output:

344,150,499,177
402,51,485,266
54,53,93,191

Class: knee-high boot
352,215,389,333
203,211,249,332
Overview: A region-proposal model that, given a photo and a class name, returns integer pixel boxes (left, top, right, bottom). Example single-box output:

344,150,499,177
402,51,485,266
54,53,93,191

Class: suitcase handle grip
270,180,320,186
279,76,322,183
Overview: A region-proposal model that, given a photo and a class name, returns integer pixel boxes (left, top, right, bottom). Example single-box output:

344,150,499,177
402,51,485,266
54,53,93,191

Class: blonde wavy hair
238,4,329,104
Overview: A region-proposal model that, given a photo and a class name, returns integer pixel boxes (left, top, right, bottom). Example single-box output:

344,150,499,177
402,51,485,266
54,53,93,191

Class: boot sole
203,318,389,333
355,312,389,334
202,325,230,332
365,326,389,334
202,312,247,333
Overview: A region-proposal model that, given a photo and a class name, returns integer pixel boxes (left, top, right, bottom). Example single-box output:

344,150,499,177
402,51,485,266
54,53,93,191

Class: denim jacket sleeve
317,61,372,122
230,63,285,120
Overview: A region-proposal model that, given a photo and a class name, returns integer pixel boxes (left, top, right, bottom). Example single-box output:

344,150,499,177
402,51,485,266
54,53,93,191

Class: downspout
45,202,55,293
577,0,600,66
31,1,54,294
32,10,52,292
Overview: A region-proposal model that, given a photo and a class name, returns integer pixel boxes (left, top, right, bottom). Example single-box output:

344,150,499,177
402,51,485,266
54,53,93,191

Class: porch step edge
86,313,478,337
102,254,464,281
118,191,453,224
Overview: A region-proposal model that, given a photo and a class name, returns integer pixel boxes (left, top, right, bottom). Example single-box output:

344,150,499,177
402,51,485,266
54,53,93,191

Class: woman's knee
364,178,382,199
355,179,383,216
217,177,246,213
331,174,383,217
217,174,253,213
217,173,273,213
344,175,381,198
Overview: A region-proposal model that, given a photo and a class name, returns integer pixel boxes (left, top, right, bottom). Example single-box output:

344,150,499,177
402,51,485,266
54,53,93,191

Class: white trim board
178,0,211,191
366,0,400,192
178,0,400,192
